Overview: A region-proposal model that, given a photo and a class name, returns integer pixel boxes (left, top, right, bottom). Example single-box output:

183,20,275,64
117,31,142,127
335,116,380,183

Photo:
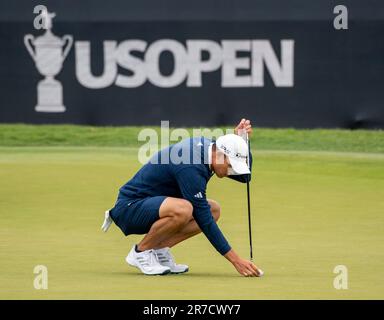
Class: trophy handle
62,35,73,60
24,34,36,60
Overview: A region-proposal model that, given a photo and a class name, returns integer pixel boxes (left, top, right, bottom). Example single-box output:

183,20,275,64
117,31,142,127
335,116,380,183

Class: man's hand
234,118,252,137
232,257,262,277
224,249,263,277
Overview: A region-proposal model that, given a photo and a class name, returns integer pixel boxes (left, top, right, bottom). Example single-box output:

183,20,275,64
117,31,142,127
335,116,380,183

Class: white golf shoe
126,245,171,275
155,247,189,274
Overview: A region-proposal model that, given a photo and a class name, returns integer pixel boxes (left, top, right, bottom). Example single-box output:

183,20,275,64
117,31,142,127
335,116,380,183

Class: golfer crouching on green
102,119,263,277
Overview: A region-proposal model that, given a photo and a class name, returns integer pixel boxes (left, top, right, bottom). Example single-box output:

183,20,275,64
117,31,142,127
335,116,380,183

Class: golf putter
239,129,254,262
245,133,254,262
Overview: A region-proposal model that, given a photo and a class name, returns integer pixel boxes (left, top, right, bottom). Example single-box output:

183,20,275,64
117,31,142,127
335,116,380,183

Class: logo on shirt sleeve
194,192,203,199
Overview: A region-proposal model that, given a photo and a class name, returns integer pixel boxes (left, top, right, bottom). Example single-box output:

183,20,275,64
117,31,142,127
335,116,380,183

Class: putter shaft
246,133,253,261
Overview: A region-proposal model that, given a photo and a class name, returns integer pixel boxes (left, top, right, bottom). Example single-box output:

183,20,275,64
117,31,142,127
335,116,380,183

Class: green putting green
1,146,383,299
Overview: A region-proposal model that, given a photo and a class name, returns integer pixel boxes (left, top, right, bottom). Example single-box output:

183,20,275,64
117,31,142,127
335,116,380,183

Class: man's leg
137,197,193,251
154,199,221,249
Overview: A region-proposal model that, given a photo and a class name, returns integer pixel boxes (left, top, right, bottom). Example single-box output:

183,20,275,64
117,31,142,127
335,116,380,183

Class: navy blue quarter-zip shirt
117,137,252,256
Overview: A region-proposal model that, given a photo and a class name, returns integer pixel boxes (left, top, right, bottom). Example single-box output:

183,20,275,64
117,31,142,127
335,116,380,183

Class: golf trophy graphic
24,10,73,112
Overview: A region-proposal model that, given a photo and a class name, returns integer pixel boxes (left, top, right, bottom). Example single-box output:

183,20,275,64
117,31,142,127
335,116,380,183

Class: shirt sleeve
228,150,253,183
175,167,231,255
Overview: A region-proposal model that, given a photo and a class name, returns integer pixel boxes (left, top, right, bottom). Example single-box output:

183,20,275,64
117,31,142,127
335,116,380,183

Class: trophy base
36,78,66,113
35,105,66,113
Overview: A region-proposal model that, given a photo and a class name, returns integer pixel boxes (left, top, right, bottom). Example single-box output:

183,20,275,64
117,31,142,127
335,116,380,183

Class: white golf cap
215,134,250,175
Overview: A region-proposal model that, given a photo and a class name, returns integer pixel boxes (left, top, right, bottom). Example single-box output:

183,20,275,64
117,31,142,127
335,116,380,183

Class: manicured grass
0,147,383,299
1,124,384,153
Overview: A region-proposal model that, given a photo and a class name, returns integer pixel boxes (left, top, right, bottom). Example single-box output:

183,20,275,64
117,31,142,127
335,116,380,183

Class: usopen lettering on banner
75,39,294,89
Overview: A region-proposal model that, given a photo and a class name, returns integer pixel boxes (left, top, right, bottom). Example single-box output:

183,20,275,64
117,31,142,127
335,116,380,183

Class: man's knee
209,199,221,221
171,199,193,225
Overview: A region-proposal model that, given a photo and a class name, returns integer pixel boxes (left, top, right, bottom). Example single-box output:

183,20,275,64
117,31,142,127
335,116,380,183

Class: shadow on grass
103,270,241,278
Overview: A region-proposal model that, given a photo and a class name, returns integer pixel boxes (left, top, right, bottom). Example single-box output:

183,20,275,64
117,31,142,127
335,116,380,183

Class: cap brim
228,157,250,175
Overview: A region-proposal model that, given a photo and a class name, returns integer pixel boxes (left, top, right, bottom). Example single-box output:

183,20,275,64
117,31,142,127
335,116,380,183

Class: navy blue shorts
109,196,167,236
